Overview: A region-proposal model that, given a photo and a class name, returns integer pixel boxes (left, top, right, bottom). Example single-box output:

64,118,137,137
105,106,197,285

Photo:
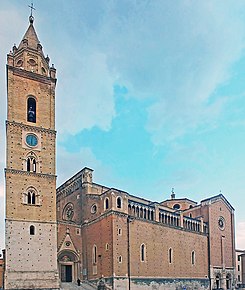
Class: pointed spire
18,18,41,51
17,3,40,52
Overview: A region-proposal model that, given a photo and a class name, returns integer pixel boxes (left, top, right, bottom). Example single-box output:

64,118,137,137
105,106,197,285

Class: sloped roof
18,18,40,51
201,193,234,211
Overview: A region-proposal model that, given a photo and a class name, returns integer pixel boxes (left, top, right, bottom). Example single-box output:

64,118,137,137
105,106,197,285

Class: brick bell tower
5,12,60,290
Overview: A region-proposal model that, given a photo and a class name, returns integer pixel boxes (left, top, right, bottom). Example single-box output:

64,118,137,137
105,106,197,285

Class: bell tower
5,13,59,290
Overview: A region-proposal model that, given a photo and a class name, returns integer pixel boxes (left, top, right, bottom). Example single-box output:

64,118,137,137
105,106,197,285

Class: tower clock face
26,134,38,147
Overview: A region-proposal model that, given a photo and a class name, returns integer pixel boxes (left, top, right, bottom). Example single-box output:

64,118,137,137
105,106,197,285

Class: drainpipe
127,216,134,290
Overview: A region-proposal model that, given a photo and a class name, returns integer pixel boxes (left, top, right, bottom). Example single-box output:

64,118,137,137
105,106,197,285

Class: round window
173,203,180,210
63,203,74,221
218,216,225,230
16,59,23,67
29,59,36,66
66,206,74,220
26,134,38,147
91,204,97,214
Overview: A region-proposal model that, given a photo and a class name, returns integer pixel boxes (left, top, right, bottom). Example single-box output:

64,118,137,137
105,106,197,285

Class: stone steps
60,281,97,290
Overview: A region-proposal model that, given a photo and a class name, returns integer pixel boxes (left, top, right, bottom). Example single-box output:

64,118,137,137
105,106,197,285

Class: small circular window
26,134,38,147
173,203,180,210
29,58,36,66
16,59,23,67
65,241,71,247
218,216,225,230
91,204,97,214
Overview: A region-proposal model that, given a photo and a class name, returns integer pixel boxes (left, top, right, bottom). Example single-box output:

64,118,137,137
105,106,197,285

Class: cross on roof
28,2,36,17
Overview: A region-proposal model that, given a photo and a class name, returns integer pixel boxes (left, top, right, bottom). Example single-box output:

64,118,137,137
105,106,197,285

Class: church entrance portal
58,250,80,283
61,265,72,282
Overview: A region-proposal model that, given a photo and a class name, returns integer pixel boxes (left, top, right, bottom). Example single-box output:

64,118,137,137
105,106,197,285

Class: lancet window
92,245,97,264
191,251,195,265
169,248,173,264
25,152,39,173
27,156,37,172
30,225,35,235
117,197,122,209
27,97,36,123
104,197,109,210
140,244,146,262
23,187,40,205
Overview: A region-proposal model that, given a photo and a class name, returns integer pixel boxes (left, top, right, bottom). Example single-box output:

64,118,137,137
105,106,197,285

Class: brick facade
56,168,235,290
5,16,59,290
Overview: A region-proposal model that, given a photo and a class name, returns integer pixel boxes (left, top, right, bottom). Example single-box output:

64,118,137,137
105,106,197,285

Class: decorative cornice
5,168,56,179
7,65,56,84
6,120,56,135
57,220,81,227
82,210,127,227
6,218,57,225
201,193,235,212
57,167,93,193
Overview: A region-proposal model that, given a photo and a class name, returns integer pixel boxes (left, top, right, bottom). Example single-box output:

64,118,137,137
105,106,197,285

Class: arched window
117,197,122,209
27,192,31,204
26,156,37,172
25,188,39,205
28,189,36,205
32,192,36,205
27,158,31,171
169,248,173,264
27,97,36,123
151,211,154,220
141,244,146,262
105,197,109,210
30,225,35,235
191,251,195,265
92,245,97,264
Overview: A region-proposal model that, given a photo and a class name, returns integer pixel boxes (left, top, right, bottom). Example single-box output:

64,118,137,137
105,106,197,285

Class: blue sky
1,0,245,251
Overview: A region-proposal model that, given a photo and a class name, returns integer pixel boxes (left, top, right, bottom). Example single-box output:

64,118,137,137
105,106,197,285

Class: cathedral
4,13,236,290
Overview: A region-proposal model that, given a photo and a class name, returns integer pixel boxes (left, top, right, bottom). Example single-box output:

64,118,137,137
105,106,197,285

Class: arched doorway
58,250,79,283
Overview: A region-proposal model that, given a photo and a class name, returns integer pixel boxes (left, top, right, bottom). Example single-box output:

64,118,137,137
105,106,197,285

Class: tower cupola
7,13,55,78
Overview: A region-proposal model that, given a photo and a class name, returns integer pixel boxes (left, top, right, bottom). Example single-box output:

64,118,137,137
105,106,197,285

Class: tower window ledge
22,202,41,207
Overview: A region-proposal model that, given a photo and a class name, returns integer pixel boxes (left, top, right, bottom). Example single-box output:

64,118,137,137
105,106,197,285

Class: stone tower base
4,271,60,290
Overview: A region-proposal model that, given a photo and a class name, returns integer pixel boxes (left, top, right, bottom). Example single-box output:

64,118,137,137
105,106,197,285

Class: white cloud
236,222,245,249
2,1,243,144
57,145,114,187
77,1,245,143
56,51,116,135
